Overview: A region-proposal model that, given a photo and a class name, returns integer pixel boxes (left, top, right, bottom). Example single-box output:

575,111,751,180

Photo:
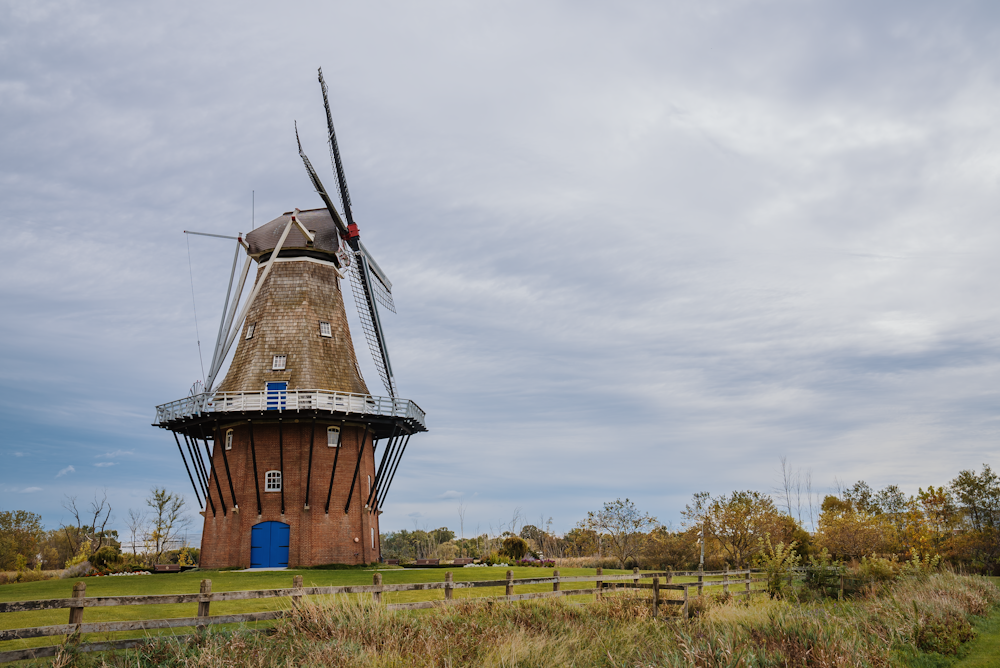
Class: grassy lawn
950,577,1000,668
0,566,646,654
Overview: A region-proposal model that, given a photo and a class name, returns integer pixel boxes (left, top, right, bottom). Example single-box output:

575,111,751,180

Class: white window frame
371,527,375,549
327,426,341,448
319,321,332,338
272,355,286,370
367,474,371,496
225,429,233,451
245,322,256,339
265,470,282,492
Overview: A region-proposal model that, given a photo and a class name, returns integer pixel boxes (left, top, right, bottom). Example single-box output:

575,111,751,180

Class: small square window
265,470,282,492
319,321,332,338
327,426,341,447
225,429,233,450
245,322,256,340
272,355,286,370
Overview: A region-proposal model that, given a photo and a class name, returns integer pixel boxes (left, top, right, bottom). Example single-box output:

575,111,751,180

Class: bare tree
147,488,190,564
125,508,147,556
62,490,114,554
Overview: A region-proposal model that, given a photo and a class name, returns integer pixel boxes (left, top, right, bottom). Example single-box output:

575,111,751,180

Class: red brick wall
199,419,381,568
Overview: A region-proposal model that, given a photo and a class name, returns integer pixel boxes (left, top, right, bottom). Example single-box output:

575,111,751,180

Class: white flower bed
94,571,152,576
463,563,509,568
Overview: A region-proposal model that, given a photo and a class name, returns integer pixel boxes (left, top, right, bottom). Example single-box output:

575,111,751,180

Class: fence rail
0,568,765,663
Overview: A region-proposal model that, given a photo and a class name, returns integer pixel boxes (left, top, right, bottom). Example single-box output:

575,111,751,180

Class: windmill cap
245,208,342,261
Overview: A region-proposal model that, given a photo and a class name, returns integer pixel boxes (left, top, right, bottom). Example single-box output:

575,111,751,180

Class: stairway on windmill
153,69,426,569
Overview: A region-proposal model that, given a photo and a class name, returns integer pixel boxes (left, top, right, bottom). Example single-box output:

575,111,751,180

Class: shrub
500,536,528,561
755,538,800,599
802,548,843,598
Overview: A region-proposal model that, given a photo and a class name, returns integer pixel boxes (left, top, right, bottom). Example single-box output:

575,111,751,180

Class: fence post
445,571,453,601
292,574,304,607
683,584,689,617
633,566,640,589
506,570,514,597
697,571,704,597
68,582,86,626
652,577,660,618
723,569,729,596
553,569,560,592
666,568,673,584
595,567,603,600
198,579,212,627
745,570,750,596
373,572,382,604
839,573,844,601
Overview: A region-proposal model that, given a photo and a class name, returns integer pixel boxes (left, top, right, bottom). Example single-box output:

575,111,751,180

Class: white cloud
438,490,463,499
20,487,42,493
12,452,24,457
97,449,133,458
55,465,75,477
94,462,115,467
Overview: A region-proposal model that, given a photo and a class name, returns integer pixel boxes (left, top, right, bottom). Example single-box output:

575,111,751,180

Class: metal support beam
377,434,411,510
366,425,398,510
304,418,316,509
173,432,202,509
248,419,262,516
214,420,238,511
199,431,227,517
344,423,370,515
324,421,345,514
376,431,409,510
184,433,213,514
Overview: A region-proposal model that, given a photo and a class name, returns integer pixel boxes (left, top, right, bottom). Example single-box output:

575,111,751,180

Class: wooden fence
0,568,764,664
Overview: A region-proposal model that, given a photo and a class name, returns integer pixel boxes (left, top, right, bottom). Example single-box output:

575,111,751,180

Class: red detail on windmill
347,223,360,238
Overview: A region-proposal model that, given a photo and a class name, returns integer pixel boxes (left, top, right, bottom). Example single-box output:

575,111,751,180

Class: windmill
153,69,426,569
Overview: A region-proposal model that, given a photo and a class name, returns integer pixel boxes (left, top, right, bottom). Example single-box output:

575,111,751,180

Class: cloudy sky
1,0,998,539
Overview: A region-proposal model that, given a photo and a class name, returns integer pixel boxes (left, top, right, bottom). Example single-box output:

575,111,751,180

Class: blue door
249,521,290,568
266,382,287,411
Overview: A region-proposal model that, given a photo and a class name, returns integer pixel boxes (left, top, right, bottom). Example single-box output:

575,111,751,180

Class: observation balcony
154,389,427,435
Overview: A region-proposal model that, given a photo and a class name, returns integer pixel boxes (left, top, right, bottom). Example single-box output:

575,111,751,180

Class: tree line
0,488,194,578
381,464,1000,574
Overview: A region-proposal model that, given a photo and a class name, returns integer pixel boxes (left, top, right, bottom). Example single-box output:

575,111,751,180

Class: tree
949,465,1000,573
585,498,657,568
147,488,189,564
700,491,783,568
0,510,44,570
562,527,599,557
61,491,116,556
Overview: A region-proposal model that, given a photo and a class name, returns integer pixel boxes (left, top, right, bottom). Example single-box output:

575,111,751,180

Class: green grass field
0,566,641,655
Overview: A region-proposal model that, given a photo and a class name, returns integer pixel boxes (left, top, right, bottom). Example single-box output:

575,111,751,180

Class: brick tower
153,70,425,568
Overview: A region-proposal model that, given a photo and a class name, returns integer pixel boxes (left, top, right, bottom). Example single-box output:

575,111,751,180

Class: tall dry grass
53,571,999,668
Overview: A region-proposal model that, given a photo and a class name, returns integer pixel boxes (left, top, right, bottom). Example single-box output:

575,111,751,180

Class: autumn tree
585,498,657,568
0,510,44,570
695,491,784,568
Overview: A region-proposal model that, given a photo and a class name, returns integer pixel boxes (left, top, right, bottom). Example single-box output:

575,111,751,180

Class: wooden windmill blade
314,69,398,397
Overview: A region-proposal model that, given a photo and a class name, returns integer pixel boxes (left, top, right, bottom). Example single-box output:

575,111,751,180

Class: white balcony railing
155,390,427,430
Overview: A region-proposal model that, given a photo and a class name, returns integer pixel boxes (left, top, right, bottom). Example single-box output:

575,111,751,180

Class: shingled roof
246,208,342,260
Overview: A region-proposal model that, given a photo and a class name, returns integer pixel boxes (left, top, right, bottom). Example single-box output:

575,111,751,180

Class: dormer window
319,321,332,338
272,355,286,370
245,322,256,340
265,470,282,492
327,426,341,447
225,429,233,450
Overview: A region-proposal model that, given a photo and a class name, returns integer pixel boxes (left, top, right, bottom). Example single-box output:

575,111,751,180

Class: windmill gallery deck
152,70,426,569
